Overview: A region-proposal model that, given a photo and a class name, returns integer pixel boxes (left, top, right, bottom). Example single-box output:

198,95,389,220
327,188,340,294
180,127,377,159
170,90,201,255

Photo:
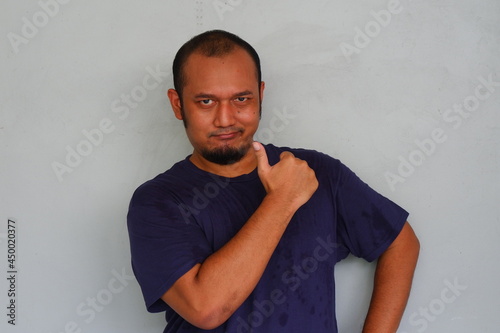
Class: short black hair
172,30,262,100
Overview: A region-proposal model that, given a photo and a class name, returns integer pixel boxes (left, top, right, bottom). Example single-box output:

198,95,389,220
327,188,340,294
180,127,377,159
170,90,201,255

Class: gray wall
1,1,499,332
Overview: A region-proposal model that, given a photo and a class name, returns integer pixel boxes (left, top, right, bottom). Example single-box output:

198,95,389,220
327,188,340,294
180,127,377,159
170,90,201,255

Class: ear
259,81,265,101
167,89,183,120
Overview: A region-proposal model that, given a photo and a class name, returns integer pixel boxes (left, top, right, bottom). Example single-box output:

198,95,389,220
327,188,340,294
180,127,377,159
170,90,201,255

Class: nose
213,101,236,128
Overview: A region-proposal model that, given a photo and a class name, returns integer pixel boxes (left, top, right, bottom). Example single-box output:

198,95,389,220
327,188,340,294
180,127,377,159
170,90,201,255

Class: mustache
208,127,244,137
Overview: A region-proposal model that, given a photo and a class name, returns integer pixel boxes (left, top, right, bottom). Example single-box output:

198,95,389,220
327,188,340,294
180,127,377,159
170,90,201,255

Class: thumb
253,141,270,173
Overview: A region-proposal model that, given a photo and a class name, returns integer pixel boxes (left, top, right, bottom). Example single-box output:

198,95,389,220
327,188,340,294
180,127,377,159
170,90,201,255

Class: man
127,30,419,333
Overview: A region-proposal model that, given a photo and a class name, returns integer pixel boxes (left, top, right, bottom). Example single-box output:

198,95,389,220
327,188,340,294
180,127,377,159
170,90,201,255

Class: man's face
169,48,264,166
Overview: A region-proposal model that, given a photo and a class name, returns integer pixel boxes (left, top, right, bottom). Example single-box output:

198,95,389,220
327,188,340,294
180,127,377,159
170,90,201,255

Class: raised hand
253,142,318,211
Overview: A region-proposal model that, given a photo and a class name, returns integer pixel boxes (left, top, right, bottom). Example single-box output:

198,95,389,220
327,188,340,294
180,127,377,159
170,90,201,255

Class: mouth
209,128,244,141
214,132,238,140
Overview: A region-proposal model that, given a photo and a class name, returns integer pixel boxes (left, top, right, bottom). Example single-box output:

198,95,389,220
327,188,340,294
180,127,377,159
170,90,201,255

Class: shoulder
263,143,342,171
129,158,193,205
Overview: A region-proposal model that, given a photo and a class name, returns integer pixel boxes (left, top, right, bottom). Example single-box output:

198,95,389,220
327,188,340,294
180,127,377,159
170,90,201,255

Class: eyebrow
194,90,254,99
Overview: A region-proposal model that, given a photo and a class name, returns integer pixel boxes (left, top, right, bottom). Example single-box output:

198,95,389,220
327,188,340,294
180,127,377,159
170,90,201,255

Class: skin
363,221,420,333
168,48,263,178
165,46,419,331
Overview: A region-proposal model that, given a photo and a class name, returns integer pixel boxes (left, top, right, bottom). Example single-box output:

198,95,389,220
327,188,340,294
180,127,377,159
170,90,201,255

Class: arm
362,221,420,333
161,142,318,330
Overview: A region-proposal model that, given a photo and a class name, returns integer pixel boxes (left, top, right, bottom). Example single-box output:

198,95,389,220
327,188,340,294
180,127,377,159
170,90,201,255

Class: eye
199,99,214,106
235,97,248,102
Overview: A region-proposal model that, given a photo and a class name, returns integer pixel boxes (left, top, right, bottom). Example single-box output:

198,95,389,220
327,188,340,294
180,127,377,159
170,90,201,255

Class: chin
201,142,251,165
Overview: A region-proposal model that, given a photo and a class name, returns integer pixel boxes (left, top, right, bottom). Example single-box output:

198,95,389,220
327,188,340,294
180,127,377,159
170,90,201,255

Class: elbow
190,315,223,331
186,305,233,330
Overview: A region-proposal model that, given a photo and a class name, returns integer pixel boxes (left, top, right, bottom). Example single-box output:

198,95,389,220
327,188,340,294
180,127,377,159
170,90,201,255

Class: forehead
182,48,258,87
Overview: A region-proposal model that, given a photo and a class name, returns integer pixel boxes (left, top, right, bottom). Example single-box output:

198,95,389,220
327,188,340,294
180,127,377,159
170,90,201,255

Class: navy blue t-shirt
127,144,408,332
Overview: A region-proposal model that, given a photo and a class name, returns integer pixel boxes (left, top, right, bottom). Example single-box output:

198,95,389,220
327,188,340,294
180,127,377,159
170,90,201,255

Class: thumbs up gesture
253,142,318,211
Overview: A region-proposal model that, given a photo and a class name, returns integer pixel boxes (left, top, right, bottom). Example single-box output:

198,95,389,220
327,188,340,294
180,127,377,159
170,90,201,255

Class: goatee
200,143,250,165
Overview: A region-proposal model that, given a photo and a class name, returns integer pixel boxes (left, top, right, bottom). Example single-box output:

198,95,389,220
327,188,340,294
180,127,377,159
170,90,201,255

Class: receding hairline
193,33,239,57
173,30,262,100
181,46,260,87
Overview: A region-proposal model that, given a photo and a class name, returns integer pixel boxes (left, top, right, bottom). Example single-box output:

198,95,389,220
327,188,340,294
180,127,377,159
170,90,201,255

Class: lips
214,132,238,140
210,128,243,140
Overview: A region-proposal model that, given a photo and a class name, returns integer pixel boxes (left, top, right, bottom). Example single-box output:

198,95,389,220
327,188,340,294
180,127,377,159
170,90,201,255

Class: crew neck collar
181,155,259,183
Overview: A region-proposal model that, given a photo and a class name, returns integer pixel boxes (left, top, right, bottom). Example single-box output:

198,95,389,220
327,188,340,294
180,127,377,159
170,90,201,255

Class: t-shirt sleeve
334,162,409,262
127,183,213,312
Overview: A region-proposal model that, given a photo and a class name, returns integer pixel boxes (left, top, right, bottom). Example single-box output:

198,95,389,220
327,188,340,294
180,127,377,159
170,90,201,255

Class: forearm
362,222,420,333
196,193,296,313
162,193,297,328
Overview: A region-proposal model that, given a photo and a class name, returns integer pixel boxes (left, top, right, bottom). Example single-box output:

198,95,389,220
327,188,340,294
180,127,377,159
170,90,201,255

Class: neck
189,149,258,178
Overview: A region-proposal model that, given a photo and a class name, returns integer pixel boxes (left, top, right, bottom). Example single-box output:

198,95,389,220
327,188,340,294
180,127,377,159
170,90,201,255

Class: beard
199,142,251,165
180,100,261,165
